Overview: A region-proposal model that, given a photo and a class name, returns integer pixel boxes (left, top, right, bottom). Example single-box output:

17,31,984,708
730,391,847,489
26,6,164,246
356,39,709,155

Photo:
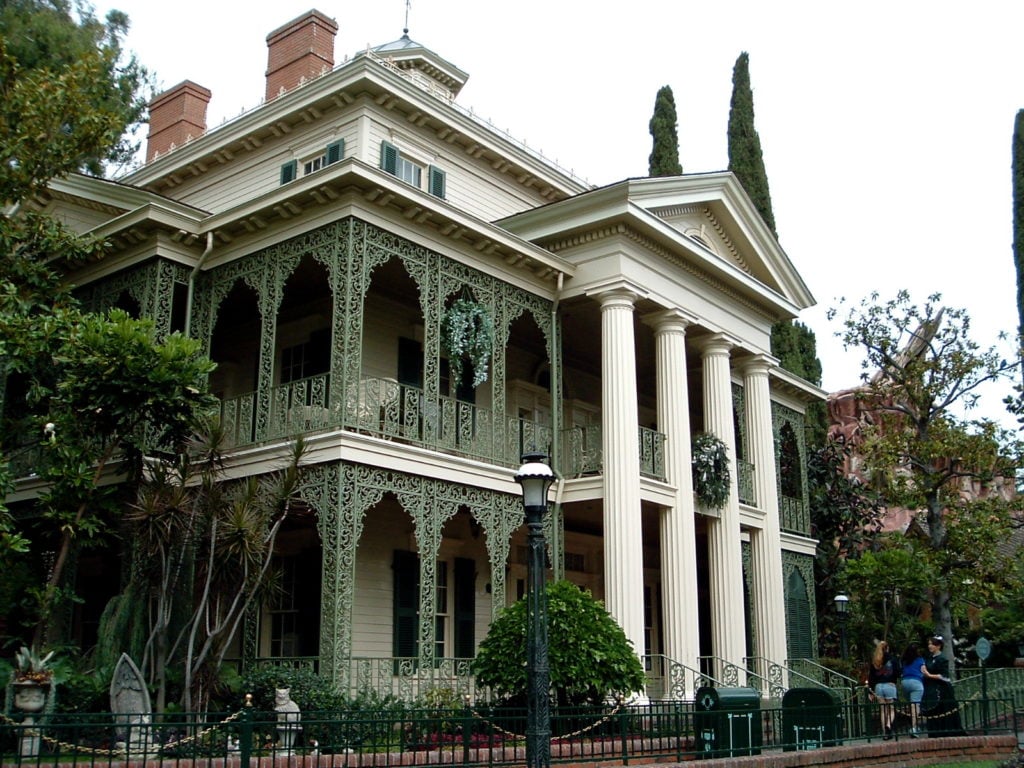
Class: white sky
98,0,1024,422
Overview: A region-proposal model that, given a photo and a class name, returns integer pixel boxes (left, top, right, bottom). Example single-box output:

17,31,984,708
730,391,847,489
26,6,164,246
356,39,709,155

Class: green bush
472,580,645,706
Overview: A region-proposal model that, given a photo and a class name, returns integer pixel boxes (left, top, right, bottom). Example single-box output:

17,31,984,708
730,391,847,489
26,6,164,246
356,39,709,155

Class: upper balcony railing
559,425,666,481
736,459,755,506
220,375,668,481
780,494,811,535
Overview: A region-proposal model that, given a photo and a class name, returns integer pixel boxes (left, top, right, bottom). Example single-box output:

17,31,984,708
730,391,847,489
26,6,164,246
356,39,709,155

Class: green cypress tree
727,52,775,235
1013,109,1024,340
648,85,682,177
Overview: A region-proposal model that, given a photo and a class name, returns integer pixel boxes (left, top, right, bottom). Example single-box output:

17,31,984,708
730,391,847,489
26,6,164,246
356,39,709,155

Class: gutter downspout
183,231,214,339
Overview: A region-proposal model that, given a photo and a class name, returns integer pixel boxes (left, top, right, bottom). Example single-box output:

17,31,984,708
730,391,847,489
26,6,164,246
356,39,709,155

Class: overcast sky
98,0,1024,422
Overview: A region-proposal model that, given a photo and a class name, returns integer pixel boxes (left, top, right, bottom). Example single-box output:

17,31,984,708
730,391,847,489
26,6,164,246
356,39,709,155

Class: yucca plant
14,645,55,684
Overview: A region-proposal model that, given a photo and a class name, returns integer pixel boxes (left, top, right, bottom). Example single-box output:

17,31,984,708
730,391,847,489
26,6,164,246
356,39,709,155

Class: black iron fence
1,696,1019,767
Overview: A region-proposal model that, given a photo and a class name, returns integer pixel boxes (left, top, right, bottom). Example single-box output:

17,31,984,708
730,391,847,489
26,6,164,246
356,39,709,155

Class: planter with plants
441,294,494,389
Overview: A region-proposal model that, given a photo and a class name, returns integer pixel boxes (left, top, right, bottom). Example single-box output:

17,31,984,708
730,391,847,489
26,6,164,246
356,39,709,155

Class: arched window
779,422,801,499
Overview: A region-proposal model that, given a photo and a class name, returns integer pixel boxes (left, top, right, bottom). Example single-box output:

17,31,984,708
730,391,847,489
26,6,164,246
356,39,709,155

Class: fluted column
700,334,746,671
599,288,646,663
648,311,700,670
741,355,788,668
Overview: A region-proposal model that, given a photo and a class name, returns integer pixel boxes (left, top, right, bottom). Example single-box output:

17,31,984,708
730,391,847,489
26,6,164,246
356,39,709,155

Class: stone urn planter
12,680,50,757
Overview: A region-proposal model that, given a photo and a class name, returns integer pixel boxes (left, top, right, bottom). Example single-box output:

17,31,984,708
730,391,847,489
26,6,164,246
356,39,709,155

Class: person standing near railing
867,640,899,739
921,635,966,737
900,643,925,737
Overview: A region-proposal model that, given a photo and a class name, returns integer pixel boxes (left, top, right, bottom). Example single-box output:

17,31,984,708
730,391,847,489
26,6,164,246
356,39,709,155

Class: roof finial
403,0,411,37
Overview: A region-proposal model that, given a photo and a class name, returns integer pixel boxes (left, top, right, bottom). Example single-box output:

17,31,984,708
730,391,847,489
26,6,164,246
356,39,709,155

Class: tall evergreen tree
726,52,825,431
1012,109,1024,340
648,85,682,177
727,52,775,235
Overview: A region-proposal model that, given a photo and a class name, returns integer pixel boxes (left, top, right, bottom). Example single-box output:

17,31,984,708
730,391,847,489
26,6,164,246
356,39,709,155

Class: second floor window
380,140,446,199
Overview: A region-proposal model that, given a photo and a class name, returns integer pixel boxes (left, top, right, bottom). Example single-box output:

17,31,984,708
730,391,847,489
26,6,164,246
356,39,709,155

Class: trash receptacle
781,687,844,751
693,686,761,758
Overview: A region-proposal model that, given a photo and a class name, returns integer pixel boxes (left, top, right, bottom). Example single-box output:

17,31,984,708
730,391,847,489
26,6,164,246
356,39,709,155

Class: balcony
736,459,755,506
218,375,672,479
780,494,810,535
559,425,666,481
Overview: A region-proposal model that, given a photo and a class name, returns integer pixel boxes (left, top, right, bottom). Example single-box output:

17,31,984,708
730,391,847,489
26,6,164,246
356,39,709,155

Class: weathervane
404,0,411,35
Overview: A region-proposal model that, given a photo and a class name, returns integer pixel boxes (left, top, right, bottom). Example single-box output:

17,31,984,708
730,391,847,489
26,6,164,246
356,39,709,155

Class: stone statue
274,687,302,753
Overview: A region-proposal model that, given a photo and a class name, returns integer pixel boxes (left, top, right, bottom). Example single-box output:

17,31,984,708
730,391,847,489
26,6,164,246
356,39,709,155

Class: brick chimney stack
265,10,338,102
146,80,212,162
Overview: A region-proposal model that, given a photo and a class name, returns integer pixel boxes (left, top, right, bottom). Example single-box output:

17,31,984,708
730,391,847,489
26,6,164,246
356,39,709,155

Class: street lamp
515,452,556,768
834,593,850,661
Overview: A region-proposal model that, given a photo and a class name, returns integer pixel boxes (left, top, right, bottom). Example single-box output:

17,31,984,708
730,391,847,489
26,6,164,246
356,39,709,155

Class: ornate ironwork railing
780,494,810,535
348,656,478,701
220,375,664,478
643,654,721,701
736,459,755,506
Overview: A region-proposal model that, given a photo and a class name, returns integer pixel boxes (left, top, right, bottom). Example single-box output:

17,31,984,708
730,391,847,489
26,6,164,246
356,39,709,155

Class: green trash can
781,687,844,751
693,686,761,758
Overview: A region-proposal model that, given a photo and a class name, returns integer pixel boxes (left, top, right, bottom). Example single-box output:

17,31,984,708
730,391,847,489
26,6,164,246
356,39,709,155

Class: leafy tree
808,438,885,656
648,85,682,177
838,542,934,661
1013,109,1024,341
727,51,775,236
15,309,216,647
831,291,1023,669
0,2,214,649
472,580,645,706
0,0,151,195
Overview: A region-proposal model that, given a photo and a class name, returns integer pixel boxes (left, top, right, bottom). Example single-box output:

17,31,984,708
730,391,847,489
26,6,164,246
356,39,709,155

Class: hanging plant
441,295,494,388
691,433,730,509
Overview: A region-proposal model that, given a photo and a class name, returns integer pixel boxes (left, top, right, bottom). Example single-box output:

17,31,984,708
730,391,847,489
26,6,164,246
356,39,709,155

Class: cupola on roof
363,30,469,99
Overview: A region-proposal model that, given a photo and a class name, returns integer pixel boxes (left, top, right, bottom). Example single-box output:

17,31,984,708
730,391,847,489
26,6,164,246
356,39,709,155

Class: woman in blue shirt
900,643,925,737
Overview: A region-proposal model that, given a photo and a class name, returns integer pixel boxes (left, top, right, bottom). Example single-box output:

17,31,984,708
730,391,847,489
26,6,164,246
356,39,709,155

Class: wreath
441,296,494,388
691,433,730,509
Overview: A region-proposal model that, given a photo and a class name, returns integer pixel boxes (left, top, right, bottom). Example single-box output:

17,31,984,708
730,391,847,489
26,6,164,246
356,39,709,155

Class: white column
599,288,646,663
648,311,700,670
699,334,746,671
741,355,788,667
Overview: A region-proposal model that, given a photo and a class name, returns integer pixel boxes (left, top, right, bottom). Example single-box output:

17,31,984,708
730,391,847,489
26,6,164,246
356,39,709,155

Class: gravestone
110,653,154,757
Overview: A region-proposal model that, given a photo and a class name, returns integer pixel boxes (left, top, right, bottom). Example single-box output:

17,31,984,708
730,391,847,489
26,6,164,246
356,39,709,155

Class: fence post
618,695,629,764
239,693,254,768
462,695,472,764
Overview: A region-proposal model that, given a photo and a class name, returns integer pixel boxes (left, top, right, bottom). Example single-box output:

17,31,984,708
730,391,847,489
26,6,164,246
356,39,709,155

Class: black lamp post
515,452,556,768
834,593,850,661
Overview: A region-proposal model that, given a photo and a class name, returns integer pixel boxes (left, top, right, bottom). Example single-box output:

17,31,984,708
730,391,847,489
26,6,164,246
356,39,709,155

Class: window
280,329,330,385
785,569,813,660
393,550,475,661
283,140,344,184
380,140,446,199
269,558,300,657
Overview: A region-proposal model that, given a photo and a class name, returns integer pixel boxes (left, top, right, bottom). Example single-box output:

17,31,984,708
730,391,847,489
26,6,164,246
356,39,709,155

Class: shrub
472,580,645,706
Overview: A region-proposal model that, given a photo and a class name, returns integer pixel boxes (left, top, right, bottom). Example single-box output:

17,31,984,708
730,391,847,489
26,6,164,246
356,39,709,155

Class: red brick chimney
265,10,338,102
146,80,212,162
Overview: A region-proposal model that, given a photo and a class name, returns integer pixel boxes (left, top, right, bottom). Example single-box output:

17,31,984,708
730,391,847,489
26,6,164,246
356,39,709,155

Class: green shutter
428,165,446,198
393,550,419,660
280,160,297,184
453,557,475,658
380,141,399,175
785,569,813,659
326,139,344,165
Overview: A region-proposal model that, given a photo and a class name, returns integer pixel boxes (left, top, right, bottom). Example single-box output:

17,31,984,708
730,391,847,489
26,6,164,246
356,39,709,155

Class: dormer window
380,140,446,199
281,140,344,185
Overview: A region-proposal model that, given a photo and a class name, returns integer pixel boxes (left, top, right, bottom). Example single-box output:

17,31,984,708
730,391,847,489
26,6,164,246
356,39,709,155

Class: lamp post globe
834,593,850,661
515,451,555,768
